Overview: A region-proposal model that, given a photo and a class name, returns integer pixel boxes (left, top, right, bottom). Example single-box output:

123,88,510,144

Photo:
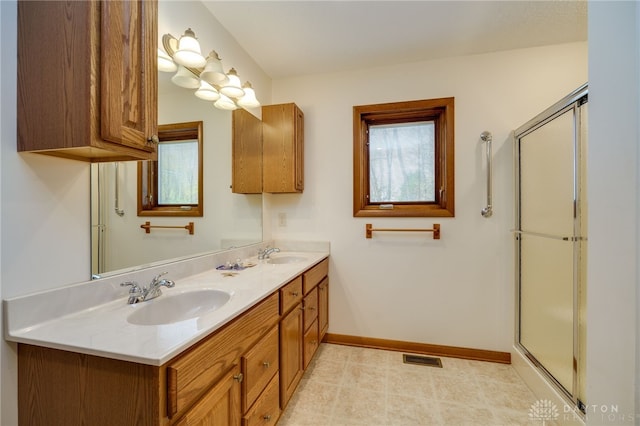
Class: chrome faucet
258,246,281,260
120,272,175,304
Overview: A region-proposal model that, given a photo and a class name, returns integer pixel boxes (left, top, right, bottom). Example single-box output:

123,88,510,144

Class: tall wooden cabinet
232,109,263,193
262,103,304,193
17,0,158,162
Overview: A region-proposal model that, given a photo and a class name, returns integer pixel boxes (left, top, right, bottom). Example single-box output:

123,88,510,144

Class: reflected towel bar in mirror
140,221,195,235
365,223,441,240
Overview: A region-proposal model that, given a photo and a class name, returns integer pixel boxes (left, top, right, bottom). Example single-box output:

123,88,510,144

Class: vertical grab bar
114,162,125,217
480,131,493,218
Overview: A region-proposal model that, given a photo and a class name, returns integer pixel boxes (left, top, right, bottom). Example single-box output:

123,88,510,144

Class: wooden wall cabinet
262,103,304,193
232,109,263,194
17,0,158,162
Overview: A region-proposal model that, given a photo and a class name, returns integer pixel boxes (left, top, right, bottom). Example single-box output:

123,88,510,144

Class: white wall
586,1,639,423
269,42,588,352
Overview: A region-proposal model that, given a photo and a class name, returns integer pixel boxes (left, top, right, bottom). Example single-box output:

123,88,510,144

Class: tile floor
278,343,542,426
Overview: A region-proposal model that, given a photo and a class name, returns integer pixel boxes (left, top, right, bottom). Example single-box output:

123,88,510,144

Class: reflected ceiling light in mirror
214,94,238,110
219,68,245,98
172,28,206,68
171,65,200,89
157,48,177,72
160,31,260,110
237,82,260,108
195,80,221,101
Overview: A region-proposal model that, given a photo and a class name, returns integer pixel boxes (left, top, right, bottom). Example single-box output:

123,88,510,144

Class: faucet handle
120,281,140,292
151,272,169,284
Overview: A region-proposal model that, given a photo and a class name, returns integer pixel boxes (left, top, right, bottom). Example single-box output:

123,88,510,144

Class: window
138,121,203,217
353,98,455,217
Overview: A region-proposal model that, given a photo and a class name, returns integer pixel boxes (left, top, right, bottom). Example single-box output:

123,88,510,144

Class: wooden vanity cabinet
279,258,330,409
17,0,158,162
278,277,305,410
168,293,279,423
17,257,329,425
262,103,304,193
232,109,263,193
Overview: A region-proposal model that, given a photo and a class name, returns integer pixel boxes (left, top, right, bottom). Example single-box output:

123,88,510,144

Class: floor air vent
402,354,443,368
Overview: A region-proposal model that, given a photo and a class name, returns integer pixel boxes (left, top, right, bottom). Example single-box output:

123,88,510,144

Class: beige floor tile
280,344,539,426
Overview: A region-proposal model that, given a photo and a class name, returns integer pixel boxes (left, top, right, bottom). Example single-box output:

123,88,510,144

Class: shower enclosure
514,84,587,411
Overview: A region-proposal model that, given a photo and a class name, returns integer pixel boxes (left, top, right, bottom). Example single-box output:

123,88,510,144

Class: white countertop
4,251,329,366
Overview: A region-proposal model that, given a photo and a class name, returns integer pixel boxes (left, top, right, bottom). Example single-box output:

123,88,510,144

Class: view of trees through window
157,139,199,205
369,121,435,203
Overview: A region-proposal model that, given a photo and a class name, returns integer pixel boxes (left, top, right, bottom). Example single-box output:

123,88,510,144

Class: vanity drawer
303,319,319,369
242,325,279,412
243,373,281,426
280,276,303,315
303,258,328,294
167,292,279,419
303,287,318,331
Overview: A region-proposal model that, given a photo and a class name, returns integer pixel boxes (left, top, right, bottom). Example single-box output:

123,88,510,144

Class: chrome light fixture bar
159,29,260,110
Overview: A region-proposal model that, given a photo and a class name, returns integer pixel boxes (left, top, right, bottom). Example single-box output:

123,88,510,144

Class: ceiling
202,1,587,80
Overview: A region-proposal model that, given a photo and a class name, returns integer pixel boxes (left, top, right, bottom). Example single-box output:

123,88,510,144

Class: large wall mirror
90,1,263,278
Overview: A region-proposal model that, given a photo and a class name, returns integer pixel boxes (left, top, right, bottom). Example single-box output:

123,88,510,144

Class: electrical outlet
278,212,287,227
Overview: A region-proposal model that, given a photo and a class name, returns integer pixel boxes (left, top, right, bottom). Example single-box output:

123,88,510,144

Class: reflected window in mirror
138,121,203,216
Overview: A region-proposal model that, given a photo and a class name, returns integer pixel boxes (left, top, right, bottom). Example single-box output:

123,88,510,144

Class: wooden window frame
353,98,455,217
137,121,204,217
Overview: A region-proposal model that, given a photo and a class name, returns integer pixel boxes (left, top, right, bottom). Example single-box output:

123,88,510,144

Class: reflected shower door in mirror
90,75,262,278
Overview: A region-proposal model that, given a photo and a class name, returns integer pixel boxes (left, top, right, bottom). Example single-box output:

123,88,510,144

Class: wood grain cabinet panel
242,326,279,412
262,103,304,193
318,278,329,341
279,303,304,409
303,318,320,369
173,365,242,426
303,258,329,294
242,374,281,426
303,287,318,331
17,0,158,162
280,276,303,315
232,109,263,193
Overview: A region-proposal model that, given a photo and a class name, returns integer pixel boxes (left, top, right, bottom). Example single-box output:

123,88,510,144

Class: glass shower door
515,86,587,404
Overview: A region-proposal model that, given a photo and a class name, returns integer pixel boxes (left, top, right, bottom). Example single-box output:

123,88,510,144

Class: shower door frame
513,83,587,409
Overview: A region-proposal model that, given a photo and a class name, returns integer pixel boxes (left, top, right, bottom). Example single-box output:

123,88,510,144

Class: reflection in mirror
90,68,262,279
138,121,204,217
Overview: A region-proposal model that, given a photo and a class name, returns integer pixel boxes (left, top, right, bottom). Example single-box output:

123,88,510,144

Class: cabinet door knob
262,361,270,368
263,414,272,421
290,291,299,296
233,372,244,383
147,135,159,144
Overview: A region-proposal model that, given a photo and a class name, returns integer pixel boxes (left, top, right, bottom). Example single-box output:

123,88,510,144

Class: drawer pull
263,414,272,421
290,291,299,296
262,361,270,368
233,373,244,383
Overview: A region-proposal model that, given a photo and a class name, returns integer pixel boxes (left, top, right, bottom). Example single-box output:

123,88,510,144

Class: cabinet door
232,109,263,194
318,278,329,340
279,304,304,409
174,365,242,426
303,319,319,369
262,103,304,193
100,0,157,152
303,287,318,332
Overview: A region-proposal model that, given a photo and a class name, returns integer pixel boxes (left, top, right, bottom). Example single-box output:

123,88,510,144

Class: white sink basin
127,289,231,326
267,255,307,265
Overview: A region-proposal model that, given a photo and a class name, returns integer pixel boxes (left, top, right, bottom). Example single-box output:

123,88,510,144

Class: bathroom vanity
6,251,329,425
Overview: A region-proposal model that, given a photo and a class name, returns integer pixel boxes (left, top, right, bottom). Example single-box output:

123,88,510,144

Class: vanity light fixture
172,28,206,68
219,68,245,98
171,65,200,89
237,82,260,108
159,29,261,110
